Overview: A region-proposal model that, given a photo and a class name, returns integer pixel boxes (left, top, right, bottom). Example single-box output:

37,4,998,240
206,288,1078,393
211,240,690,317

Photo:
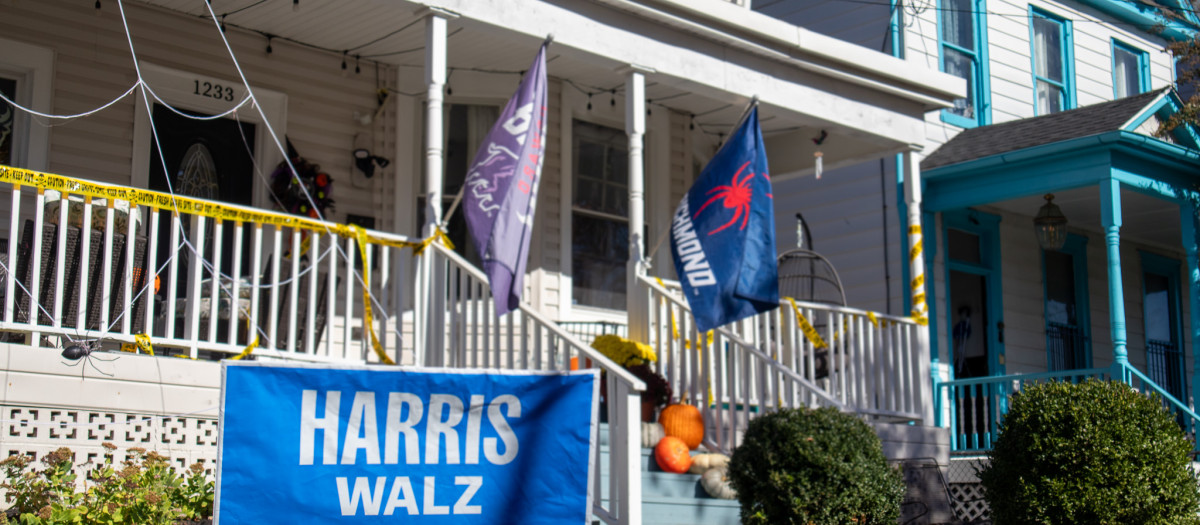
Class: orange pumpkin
654,436,693,473
659,403,704,449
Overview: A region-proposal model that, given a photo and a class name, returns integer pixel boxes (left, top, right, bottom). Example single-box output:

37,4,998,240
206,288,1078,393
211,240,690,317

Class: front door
944,209,1004,448
147,103,256,336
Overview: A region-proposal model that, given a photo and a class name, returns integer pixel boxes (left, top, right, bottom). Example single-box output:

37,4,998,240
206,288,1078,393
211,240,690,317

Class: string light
586,94,592,111
341,51,348,76
355,54,361,74
95,0,102,13
610,89,616,107
265,35,273,55
690,114,696,130
292,0,300,12
220,14,227,33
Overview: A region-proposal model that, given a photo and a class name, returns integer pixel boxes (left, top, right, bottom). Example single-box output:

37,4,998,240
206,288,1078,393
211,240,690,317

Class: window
1030,9,1073,115
572,120,628,310
1141,252,1186,403
1112,40,1148,99
0,77,14,166
1042,235,1090,371
0,37,52,171
939,0,989,127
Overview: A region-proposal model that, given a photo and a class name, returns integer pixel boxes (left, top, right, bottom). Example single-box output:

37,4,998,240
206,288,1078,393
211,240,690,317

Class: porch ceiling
132,0,963,176
983,184,1182,250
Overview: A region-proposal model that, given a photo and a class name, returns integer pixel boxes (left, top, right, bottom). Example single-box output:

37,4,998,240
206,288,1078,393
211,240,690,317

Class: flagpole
727,95,759,140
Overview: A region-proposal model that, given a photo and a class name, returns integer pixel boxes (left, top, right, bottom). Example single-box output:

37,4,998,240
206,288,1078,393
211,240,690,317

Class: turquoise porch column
1180,201,1200,413
1100,178,1129,379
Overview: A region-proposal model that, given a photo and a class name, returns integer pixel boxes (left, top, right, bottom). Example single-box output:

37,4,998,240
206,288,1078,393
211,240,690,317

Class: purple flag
463,45,548,316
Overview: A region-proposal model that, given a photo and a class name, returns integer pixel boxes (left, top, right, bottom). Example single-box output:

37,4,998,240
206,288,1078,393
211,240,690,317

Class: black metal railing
1047,322,1087,371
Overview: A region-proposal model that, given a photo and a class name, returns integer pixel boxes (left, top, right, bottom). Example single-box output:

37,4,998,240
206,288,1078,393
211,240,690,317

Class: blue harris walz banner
216,363,598,524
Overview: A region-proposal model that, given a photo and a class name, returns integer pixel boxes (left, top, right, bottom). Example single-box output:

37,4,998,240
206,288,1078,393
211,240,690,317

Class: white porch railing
417,242,646,525
0,165,411,363
640,276,928,453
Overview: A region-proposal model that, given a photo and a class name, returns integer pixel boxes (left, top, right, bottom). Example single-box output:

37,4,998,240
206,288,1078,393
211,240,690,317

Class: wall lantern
1034,193,1068,251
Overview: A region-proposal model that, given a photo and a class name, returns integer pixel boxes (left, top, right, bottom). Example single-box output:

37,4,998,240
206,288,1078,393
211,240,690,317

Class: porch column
625,66,650,345
419,8,455,366
903,150,933,425
1179,200,1200,411
1100,178,1129,376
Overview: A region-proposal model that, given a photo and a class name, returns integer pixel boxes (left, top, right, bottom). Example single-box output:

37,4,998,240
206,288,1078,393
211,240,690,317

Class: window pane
1037,81,1063,114
572,214,628,309
1044,250,1076,325
1114,47,1141,98
573,120,628,217
1033,17,1063,83
1145,272,1172,342
0,77,14,166
947,228,981,264
944,48,976,119
941,0,974,50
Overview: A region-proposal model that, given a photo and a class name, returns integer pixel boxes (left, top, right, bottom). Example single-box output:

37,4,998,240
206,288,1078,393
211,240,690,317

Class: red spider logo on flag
693,160,768,235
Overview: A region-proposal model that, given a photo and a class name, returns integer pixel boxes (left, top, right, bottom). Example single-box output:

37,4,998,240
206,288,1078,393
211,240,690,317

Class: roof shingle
921,89,1167,171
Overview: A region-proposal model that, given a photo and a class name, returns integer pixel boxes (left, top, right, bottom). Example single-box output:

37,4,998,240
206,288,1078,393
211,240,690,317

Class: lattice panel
0,405,218,480
948,482,990,523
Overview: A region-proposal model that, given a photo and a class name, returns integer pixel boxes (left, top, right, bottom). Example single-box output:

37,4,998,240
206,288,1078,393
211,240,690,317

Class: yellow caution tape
911,273,924,289
0,164,431,252
413,228,454,256
909,239,923,261
785,297,828,350
352,225,395,365
908,225,921,235
230,317,259,361
135,333,154,356
867,311,879,327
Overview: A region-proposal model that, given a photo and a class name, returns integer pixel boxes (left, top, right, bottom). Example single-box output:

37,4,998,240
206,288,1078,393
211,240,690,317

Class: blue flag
463,45,548,316
669,107,778,332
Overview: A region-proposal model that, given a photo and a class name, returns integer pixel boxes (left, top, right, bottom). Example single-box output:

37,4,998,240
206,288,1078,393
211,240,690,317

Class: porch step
597,424,741,525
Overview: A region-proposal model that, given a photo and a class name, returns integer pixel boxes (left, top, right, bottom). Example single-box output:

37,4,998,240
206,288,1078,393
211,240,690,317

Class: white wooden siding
3,0,390,228
772,160,905,316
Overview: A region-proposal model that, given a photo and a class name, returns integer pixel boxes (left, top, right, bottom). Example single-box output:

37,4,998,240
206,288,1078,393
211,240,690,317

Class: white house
0,0,963,523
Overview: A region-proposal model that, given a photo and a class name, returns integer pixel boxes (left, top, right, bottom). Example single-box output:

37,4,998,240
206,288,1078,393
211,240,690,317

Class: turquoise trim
1111,39,1149,98
890,0,905,60
942,209,1005,381
1179,202,1200,423
924,130,1200,212
1072,0,1198,42
1028,6,1076,115
938,0,990,127
1100,178,1129,373
1040,234,1092,370
924,210,940,378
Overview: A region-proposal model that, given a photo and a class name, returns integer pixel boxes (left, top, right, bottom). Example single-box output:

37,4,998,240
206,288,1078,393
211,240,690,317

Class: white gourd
688,453,730,474
701,466,737,500
641,422,665,448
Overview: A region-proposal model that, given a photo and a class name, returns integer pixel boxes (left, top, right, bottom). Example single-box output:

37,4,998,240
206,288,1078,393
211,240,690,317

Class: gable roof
921,89,1170,171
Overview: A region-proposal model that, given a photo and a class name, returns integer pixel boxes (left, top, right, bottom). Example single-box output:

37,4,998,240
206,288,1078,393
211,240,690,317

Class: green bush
979,379,1200,524
727,407,903,524
0,443,213,524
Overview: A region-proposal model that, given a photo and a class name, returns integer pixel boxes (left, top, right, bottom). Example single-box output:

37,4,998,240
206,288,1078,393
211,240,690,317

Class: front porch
920,89,1200,454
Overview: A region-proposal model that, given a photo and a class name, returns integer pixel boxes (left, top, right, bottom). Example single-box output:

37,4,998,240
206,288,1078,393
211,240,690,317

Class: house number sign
190,79,235,102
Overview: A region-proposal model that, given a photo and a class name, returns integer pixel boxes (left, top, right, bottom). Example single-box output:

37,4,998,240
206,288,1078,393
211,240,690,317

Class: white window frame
0,37,53,171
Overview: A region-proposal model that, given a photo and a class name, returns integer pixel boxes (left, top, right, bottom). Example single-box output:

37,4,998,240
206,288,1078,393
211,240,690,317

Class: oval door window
177,142,219,200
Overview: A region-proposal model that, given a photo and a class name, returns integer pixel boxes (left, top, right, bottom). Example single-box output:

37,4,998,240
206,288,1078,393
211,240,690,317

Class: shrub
979,379,1200,524
727,407,903,524
0,443,213,524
